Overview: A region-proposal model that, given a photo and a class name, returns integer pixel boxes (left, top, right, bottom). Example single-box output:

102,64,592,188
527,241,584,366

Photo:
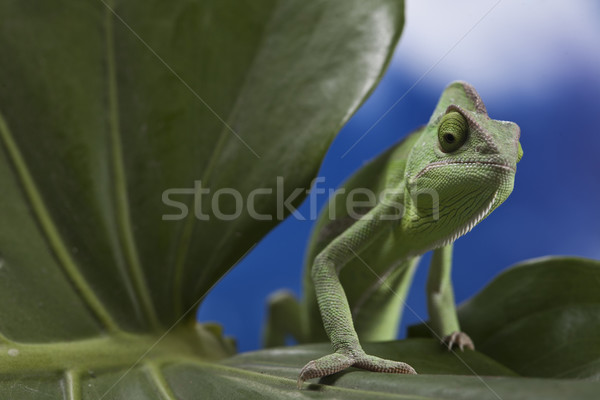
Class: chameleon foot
442,331,474,351
297,351,416,388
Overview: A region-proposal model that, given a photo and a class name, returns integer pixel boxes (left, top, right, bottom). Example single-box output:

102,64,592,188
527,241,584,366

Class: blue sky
198,1,600,352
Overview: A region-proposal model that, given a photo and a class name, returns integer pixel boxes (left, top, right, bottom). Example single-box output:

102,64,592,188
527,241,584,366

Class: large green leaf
170,363,599,400
0,0,404,397
8,338,597,400
218,340,598,399
409,257,600,380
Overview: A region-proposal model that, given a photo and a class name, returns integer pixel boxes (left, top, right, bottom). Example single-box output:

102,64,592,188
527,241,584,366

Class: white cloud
392,0,600,98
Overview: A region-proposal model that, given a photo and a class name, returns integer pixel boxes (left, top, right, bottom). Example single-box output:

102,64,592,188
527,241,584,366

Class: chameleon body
263,82,522,387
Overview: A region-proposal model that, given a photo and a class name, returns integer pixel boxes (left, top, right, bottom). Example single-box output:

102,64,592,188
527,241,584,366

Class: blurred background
198,0,600,352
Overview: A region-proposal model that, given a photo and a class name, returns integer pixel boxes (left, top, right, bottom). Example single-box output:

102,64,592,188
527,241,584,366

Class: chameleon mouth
414,160,515,180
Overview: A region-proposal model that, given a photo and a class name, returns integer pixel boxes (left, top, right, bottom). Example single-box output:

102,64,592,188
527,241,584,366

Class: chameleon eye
438,111,468,153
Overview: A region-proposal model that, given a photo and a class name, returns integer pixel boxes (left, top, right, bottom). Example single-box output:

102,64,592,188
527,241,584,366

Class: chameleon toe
354,354,417,375
442,331,475,351
298,352,354,388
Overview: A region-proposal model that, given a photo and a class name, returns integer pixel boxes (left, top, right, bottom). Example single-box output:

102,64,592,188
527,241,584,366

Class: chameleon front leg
427,245,474,350
298,209,416,388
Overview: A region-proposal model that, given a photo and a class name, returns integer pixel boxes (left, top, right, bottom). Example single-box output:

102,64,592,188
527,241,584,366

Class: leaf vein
104,2,160,330
0,113,118,332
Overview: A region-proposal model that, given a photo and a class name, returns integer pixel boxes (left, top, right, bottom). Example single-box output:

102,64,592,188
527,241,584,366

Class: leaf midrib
0,329,203,375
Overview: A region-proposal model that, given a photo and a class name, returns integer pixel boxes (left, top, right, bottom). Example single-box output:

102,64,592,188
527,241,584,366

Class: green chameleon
263,81,523,387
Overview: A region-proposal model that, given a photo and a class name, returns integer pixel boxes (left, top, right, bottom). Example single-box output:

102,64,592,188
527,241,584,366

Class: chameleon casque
263,81,523,387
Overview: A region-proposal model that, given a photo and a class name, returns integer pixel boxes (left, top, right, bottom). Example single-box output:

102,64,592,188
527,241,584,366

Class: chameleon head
402,81,522,249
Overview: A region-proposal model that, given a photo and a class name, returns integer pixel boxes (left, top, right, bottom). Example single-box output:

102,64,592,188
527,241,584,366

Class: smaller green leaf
409,256,600,379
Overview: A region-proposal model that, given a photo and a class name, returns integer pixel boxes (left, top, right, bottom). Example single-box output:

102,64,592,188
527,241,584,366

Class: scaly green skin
263,82,523,387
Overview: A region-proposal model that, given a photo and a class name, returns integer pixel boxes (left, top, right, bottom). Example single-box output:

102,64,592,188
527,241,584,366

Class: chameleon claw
442,331,475,351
